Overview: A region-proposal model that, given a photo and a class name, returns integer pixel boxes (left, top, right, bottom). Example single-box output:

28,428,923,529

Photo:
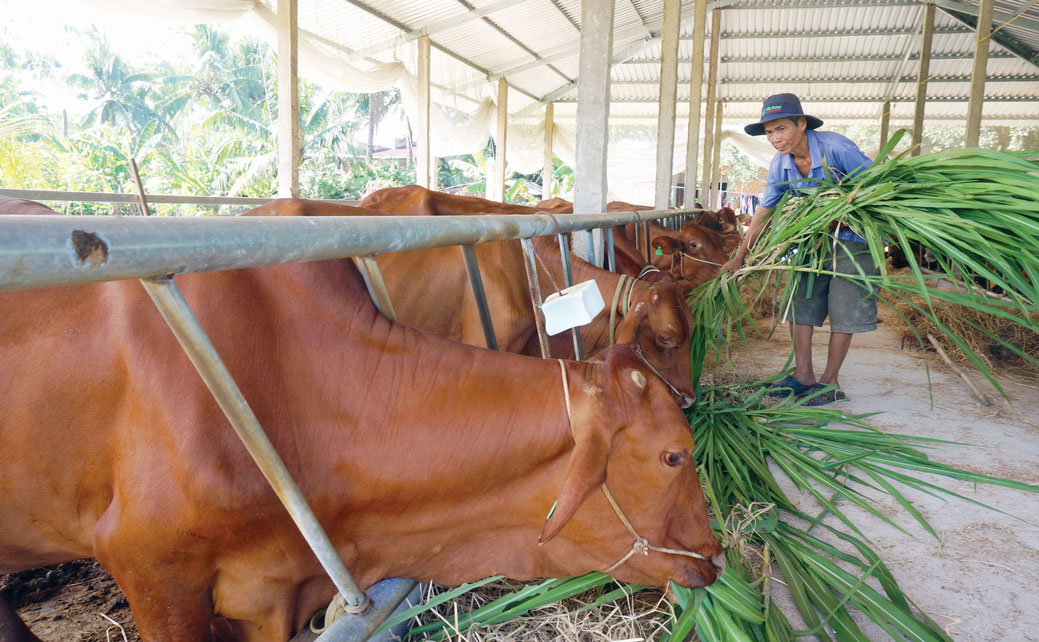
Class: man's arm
722,204,774,272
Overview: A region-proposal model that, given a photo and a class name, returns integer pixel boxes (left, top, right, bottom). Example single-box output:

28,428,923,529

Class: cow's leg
0,595,41,642
93,517,217,641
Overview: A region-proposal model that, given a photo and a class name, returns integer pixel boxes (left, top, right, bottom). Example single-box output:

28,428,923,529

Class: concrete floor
721,311,1039,641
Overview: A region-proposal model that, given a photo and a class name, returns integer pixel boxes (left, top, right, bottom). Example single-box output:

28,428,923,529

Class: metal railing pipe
555,234,583,361
519,237,551,359
139,276,369,611
0,187,360,208
0,211,688,292
459,244,498,350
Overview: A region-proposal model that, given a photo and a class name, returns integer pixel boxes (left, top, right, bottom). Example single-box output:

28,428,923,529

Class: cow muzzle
600,485,720,586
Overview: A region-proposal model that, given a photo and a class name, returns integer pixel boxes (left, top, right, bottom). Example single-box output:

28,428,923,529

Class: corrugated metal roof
321,0,1038,125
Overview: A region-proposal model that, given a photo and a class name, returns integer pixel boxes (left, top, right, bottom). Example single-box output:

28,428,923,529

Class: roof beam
553,95,1039,103
931,0,1039,34
345,0,529,61
609,74,1039,84
620,52,1019,64
452,0,573,84
336,0,540,101
497,0,739,97
710,26,969,39
938,6,1039,69
718,0,920,7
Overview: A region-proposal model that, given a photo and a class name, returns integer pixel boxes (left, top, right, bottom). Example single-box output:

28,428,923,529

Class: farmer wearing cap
722,93,877,406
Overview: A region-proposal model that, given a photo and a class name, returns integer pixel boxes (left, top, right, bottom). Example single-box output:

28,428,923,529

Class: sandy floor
720,312,1039,642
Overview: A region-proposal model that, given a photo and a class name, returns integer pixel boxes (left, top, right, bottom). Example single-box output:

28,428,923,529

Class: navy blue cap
744,93,823,136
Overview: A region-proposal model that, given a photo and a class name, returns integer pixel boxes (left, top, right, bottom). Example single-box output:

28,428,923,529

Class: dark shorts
787,241,880,334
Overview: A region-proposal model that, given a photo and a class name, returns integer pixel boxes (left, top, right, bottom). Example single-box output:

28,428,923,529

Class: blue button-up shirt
761,129,873,242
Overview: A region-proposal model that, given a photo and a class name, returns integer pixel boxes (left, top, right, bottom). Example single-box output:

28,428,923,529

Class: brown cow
531,195,732,286
356,187,695,403
0,203,724,642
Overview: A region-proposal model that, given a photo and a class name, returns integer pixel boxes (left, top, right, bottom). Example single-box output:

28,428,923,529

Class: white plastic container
542,280,606,336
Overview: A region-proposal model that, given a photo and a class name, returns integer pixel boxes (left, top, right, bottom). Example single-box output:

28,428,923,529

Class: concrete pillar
277,0,300,198
573,0,615,265
543,102,554,198
494,77,509,201
416,36,432,187
684,0,708,208
966,0,994,147
911,3,935,156
879,102,892,153
710,99,723,209
700,9,721,208
654,0,681,210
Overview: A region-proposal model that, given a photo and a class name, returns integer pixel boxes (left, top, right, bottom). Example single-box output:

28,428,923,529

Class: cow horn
538,429,608,545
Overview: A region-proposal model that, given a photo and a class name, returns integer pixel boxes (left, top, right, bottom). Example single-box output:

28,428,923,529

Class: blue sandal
798,383,846,406
766,374,811,397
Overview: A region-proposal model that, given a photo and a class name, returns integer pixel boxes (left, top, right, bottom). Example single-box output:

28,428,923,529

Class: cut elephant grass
379,135,1039,640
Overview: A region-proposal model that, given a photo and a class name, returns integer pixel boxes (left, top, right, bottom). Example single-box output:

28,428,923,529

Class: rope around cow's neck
608,266,660,346
554,360,709,574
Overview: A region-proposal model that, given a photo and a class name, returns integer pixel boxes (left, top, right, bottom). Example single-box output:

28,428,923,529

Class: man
722,93,877,406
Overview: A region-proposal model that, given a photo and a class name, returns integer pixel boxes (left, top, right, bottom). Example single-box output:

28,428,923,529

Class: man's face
764,117,806,155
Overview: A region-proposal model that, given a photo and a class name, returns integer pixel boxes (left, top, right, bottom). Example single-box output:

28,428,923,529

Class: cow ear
651,236,682,255
613,299,646,345
538,429,609,545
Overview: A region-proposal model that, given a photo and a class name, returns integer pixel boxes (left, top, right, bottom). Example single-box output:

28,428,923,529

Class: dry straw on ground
404,581,674,641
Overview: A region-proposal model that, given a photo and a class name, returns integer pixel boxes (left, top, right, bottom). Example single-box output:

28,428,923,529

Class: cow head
651,223,729,287
537,345,724,589
612,273,695,407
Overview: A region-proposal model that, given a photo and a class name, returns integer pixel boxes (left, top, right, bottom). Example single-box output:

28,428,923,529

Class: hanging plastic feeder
542,280,606,336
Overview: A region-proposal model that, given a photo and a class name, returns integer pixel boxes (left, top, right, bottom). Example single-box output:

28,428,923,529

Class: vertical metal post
139,276,368,611
543,103,555,197
417,36,432,187
494,77,509,201
966,0,994,147
520,237,551,358
654,0,681,211
354,256,397,321
684,0,708,208
912,3,935,156
606,228,616,274
710,99,724,209
277,0,300,198
460,244,499,350
556,234,584,361
634,221,644,261
642,221,651,261
879,101,892,152
701,8,721,208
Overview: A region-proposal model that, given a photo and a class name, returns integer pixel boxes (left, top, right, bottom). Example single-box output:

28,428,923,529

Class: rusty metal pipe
460,244,498,350
556,233,583,361
139,276,369,611
519,237,551,359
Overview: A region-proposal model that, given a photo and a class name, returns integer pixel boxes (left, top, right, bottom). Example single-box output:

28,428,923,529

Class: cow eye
657,335,676,348
661,451,687,467
689,241,699,249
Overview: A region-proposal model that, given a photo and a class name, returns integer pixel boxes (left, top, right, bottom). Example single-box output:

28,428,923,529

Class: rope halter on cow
554,360,710,574
670,249,722,279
